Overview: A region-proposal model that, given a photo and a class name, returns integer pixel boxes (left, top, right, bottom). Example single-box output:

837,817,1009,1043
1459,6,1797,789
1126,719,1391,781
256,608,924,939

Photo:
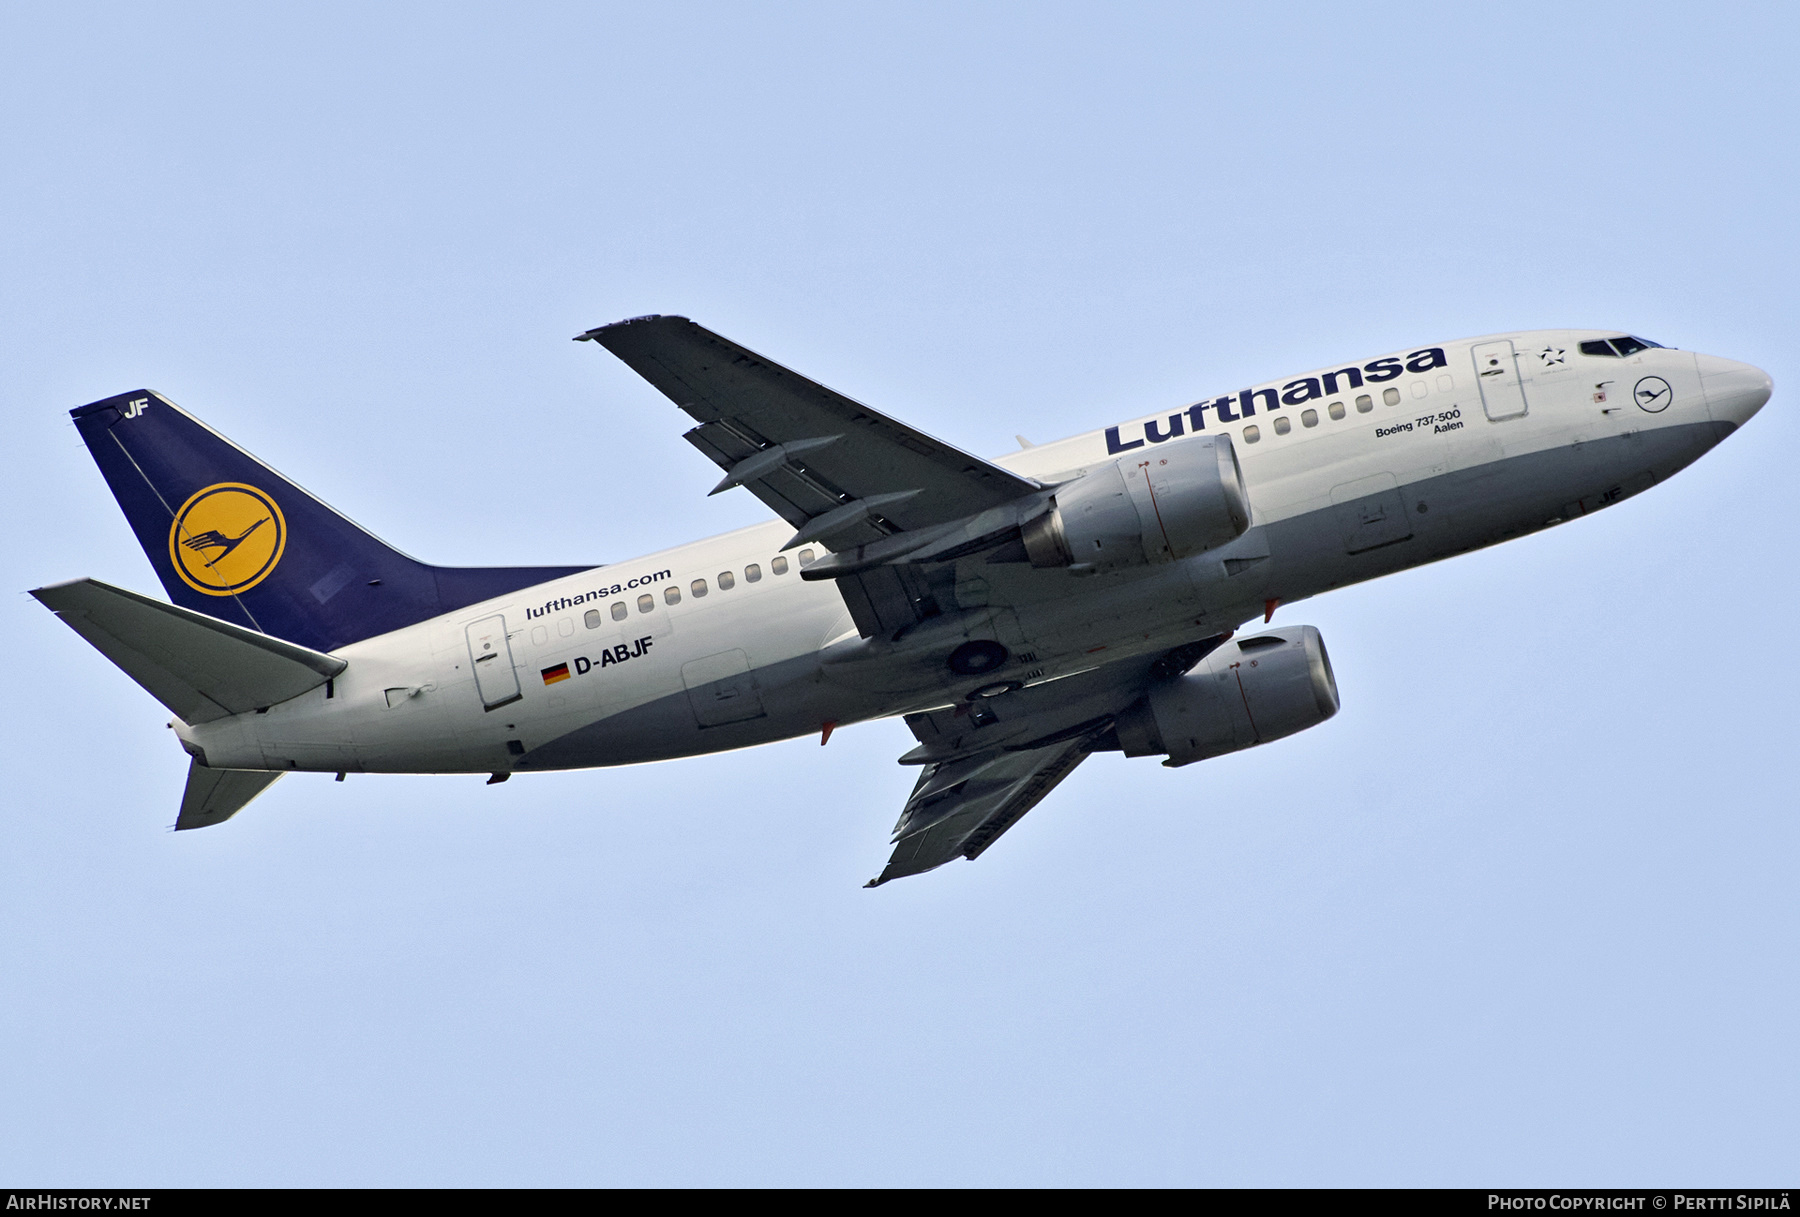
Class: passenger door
1473,340,1530,421
464,614,522,711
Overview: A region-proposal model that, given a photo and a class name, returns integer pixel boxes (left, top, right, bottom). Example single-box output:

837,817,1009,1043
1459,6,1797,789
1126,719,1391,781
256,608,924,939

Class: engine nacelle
1114,625,1339,767
1022,433,1250,572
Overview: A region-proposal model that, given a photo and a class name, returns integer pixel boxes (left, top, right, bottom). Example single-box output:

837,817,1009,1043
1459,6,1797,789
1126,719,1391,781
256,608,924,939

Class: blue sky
3,1,1796,1185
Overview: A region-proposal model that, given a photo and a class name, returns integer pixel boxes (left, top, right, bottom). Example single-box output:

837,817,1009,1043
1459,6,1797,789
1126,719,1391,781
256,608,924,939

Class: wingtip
27,576,95,605
573,314,691,342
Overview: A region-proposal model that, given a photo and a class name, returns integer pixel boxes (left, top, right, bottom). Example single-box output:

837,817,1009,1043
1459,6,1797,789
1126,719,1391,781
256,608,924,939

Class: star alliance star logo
1537,346,1566,366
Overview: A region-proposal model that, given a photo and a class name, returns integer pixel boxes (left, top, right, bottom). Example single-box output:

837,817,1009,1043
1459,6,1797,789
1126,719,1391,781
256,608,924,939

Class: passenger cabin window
665,585,681,605
611,601,627,621
745,563,761,583
558,617,574,637
1382,387,1401,406
637,593,654,614
799,548,816,566
1355,395,1373,413
718,570,735,590
691,578,708,598
1328,401,1346,421
771,555,789,576
1301,408,1318,428
1273,415,1291,435
1242,424,1261,443
584,609,602,629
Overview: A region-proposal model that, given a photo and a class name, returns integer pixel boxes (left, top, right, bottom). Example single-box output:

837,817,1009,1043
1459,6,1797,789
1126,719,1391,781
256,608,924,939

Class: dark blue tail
72,390,592,653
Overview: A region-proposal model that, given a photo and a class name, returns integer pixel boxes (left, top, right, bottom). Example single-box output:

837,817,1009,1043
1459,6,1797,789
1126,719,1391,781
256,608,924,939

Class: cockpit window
1582,335,1666,358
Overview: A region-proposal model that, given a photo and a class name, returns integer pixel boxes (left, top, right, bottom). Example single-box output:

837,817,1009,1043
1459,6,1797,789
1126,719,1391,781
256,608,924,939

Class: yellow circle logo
168,483,287,596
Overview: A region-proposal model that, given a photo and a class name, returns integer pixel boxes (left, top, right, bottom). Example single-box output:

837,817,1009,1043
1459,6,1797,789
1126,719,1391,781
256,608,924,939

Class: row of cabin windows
1239,390,1391,444
579,549,816,629
1238,374,1457,444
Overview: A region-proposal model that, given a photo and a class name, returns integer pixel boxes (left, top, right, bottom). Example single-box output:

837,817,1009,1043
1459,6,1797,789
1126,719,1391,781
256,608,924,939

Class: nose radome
1694,353,1773,429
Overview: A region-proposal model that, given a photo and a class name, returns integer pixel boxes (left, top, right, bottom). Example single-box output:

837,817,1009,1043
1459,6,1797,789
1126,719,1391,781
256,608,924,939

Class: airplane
30,318,1772,886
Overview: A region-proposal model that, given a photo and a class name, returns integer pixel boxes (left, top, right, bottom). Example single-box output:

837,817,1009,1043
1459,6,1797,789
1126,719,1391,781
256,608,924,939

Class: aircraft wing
577,315,1041,549
867,635,1231,885
871,736,1096,886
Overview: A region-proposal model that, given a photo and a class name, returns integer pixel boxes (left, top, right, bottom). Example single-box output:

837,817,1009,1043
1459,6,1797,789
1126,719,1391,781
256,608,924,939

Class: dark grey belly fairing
516,650,894,771
1257,421,1728,597
520,421,1729,771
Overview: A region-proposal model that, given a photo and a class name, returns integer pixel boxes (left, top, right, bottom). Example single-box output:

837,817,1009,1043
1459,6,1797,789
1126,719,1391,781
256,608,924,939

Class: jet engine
1114,625,1339,767
1021,434,1250,572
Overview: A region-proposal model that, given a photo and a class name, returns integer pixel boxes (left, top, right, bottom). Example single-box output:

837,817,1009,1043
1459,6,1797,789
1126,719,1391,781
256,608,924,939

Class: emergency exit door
1331,473,1413,554
465,614,522,711
1472,340,1529,421
682,649,766,727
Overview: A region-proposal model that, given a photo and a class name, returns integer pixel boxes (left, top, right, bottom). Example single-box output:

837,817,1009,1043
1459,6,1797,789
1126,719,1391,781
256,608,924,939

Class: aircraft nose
1695,353,1773,430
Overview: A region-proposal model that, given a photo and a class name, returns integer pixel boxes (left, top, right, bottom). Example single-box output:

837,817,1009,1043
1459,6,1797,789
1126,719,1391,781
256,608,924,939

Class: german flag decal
540,662,571,685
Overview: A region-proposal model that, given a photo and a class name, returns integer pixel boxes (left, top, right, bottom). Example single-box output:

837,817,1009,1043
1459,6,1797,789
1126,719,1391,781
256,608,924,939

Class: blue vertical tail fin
70,390,592,653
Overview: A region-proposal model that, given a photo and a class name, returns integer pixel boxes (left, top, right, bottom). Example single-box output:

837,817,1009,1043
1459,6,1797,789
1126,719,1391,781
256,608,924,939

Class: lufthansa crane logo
168,483,287,596
1634,375,1673,414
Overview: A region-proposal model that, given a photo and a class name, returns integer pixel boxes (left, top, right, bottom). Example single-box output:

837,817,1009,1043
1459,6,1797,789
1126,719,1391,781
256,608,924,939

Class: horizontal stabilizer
31,577,346,724
178,760,283,829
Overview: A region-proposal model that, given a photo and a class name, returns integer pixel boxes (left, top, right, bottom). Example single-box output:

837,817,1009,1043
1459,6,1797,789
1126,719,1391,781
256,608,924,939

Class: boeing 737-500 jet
31,318,1772,885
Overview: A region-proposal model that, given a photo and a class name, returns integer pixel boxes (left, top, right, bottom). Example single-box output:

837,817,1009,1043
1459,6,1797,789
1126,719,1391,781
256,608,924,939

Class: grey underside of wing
579,316,1041,637
580,315,1037,537
867,636,1231,886
869,737,1096,887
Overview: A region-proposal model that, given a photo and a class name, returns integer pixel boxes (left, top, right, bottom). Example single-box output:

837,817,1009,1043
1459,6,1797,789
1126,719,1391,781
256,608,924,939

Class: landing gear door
1473,339,1529,421
465,614,522,711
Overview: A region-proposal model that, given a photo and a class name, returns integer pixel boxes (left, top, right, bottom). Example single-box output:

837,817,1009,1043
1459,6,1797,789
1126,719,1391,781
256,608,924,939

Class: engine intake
1114,625,1339,766
1023,433,1250,572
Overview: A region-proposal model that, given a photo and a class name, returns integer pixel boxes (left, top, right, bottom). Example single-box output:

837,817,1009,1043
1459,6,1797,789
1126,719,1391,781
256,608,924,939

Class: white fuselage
176,330,1767,777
